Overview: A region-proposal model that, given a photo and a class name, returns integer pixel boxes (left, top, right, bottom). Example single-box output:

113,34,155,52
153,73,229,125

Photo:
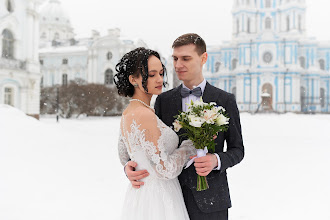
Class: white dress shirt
181,79,221,171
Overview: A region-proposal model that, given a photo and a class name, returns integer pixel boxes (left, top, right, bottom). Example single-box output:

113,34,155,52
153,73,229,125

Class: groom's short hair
172,33,206,55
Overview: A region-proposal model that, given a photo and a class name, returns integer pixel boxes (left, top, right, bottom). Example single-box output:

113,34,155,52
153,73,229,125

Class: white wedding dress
118,108,195,220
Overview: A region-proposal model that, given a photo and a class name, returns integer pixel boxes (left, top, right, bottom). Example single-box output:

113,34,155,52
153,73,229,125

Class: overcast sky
53,0,330,57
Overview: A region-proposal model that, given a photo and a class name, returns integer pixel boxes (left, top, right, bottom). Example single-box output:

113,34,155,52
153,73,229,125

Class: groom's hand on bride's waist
192,153,219,176
125,161,149,189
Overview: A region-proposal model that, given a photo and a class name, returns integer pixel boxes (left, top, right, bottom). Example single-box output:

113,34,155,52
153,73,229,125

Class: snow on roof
39,45,88,54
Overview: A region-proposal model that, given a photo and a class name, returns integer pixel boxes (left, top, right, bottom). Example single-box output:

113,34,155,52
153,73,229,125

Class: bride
114,47,195,220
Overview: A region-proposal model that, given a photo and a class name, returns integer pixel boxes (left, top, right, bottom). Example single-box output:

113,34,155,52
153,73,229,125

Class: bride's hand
125,161,149,189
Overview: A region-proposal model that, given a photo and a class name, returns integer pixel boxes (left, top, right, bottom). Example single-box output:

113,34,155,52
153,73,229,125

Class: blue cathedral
205,0,330,113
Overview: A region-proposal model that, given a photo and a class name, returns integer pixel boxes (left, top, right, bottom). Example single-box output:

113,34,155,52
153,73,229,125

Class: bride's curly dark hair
114,47,167,97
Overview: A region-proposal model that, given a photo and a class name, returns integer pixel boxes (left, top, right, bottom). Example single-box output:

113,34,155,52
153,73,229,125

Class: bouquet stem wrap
185,147,209,191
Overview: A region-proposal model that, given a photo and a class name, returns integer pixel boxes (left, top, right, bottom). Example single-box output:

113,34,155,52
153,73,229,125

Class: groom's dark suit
154,82,244,219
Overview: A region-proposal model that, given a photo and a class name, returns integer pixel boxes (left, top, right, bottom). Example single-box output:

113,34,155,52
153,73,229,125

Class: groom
125,33,244,220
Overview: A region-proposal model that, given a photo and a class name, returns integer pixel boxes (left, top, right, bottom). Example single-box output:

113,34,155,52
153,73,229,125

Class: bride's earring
133,84,138,88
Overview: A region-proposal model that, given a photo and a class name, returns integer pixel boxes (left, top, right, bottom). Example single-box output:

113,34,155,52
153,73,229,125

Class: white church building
0,0,43,118
38,0,147,88
205,0,330,113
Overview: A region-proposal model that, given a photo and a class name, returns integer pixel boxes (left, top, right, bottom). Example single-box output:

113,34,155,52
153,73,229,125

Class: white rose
173,120,182,132
216,114,229,126
189,115,205,127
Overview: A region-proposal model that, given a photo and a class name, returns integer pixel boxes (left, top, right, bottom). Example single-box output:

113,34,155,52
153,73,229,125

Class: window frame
4,87,14,106
104,69,114,85
2,29,14,59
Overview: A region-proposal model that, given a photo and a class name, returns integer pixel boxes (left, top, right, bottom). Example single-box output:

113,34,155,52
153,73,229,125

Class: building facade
0,0,43,118
205,0,330,113
39,0,147,88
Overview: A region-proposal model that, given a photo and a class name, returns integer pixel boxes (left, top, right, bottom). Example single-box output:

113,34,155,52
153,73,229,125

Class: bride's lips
156,85,162,90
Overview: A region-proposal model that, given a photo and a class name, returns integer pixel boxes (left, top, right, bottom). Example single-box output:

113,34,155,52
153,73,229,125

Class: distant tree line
40,79,128,118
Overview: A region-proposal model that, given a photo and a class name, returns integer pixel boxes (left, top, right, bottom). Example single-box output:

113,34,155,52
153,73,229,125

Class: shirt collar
182,78,206,94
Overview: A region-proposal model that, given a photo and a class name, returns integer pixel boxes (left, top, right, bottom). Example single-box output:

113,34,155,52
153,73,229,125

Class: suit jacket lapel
202,81,219,103
173,84,183,113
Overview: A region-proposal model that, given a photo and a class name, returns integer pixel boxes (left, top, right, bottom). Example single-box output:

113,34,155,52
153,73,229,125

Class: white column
26,11,34,62
34,13,40,62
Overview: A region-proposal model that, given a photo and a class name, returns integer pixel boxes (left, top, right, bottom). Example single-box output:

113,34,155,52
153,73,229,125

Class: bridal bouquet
173,97,229,191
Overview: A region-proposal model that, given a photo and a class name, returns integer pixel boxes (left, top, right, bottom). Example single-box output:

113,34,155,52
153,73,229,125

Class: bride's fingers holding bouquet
193,153,218,176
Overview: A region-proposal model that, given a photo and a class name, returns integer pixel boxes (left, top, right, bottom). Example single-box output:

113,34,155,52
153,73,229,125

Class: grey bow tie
181,87,202,98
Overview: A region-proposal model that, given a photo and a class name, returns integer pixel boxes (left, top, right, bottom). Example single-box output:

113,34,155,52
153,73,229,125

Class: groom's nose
174,59,184,69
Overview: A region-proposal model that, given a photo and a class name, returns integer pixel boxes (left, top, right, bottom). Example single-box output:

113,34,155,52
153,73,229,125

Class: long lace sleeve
155,139,196,179
118,132,130,166
126,111,196,180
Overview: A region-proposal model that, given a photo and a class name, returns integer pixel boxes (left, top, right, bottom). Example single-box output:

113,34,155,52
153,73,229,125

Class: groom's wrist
213,153,221,170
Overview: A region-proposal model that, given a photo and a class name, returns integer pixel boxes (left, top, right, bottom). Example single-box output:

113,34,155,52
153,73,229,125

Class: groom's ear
201,52,208,65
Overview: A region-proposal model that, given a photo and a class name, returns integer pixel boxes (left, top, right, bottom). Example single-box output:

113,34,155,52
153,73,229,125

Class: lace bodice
118,109,195,180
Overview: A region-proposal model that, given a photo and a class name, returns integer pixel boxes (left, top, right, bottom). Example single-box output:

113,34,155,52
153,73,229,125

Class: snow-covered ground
1,104,330,220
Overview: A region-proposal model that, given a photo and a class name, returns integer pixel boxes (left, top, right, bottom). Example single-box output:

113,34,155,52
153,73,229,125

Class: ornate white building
39,0,147,87
0,0,43,118
205,0,330,113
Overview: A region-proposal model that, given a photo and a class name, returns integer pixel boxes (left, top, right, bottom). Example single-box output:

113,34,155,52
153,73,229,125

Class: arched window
6,0,13,12
265,0,271,8
215,62,221,72
265,17,271,29
232,59,238,70
298,15,302,31
105,69,114,85
261,83,273,110
106,51,112,60
299,57,305,69
286,15,290,31
62,58,68,65
62,73,68,86
2,29,14,59
320,88,325,108
247,18,251,33
319,59,325,70
4,87,14,106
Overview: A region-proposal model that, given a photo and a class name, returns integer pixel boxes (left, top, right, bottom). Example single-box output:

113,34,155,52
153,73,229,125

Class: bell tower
232,0,306,40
